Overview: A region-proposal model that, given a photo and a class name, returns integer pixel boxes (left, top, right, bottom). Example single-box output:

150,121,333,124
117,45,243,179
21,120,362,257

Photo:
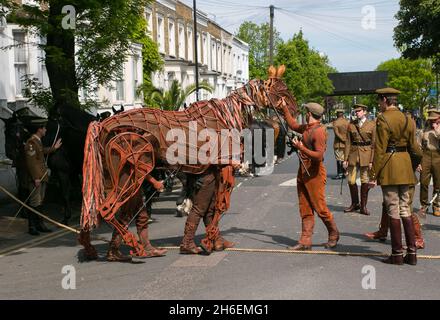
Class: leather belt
352,141,371,146
386,146,407,153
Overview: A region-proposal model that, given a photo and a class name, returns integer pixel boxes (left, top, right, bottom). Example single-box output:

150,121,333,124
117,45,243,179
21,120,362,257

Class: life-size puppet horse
78,65,299,259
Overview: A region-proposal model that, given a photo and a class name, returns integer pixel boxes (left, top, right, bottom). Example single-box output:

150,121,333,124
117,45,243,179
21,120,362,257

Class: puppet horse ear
276,65,286,78
268,65,277,78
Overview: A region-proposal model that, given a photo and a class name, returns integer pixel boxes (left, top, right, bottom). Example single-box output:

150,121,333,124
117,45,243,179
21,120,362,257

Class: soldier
369,88,422,265
24,118,62,235
180,168,235,254
280,102,340,251
364,120,425,249
417,109,440,217
331,109,349,180
343,104,376,215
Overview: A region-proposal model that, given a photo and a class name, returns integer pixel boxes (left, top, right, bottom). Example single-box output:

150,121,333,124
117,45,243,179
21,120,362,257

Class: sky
181,0,401,72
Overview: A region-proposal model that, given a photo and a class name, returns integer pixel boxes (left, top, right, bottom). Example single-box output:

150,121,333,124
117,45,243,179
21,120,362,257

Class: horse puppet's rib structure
79,66,299,259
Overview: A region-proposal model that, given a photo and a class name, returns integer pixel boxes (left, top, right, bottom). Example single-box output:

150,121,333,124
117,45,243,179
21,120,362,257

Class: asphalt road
1,132,440,300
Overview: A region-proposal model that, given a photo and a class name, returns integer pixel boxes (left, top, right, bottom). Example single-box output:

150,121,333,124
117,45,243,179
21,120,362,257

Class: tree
235,21,283,80
376,58,436,113
142,80,213,111
274,31,335,106
1,0,162,112
394,0,440,61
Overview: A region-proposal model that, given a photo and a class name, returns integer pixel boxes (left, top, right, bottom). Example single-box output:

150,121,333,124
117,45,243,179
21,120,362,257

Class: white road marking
280,178,297,187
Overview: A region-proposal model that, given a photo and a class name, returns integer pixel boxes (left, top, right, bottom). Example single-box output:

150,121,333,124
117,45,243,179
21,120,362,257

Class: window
116,68,125,101
178,24,185,59
157,15,165,53
187,27,193,62
13,31,27,96
211,42,216,71
168,19,175,57
203,34,208,65
145,9,153,33
196,33,201,64
133,55,139,100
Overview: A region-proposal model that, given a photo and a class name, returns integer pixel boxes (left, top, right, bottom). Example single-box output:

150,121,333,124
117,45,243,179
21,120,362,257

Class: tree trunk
44,1,80,112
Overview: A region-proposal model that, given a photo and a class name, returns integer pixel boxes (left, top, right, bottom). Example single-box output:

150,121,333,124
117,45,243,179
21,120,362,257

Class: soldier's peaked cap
304,102,325,117
335,108,345,113
427,109,440,120
28,117,48,126
376,87,401,95
352,104,368,110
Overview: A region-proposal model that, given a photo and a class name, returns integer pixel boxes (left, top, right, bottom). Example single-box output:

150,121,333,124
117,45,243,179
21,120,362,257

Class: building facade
148,0,249,105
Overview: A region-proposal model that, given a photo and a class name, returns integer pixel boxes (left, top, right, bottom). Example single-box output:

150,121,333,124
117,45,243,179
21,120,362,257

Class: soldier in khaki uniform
417,109,440,217
331,109,349,180
343,104,376,215
369,88,422,265
24,118,62,235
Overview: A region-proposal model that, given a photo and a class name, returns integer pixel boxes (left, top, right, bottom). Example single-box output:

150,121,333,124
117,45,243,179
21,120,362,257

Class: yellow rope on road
159,246,440,260
2,185,440,261
0,185,79,234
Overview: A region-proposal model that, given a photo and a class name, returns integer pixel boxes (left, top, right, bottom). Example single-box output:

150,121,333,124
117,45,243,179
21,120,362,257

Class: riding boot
203,215,235,251
402,216,417,265
344,184,360,212
28,210,40,236
180,213,202,254
364,203,388,241
137,227,167,257
382,218,404,265
106,232,132,262
412,214,425,249
360,183,370,215
35,206,52,233
323,218,340,249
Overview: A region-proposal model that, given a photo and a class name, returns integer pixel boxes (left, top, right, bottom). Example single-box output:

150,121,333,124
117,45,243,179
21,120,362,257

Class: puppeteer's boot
344,184,360,212
364,203,389,241
360,183,370,216
106,232,132,263
203,215,235,251
180,213,202,254
382,218,404,265
323,218,340,249
402,216,417,266
138,225,168,258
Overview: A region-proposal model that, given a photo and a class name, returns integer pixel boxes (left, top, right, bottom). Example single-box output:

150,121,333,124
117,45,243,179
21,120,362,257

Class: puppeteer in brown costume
281,102,340,251
180,167,235,254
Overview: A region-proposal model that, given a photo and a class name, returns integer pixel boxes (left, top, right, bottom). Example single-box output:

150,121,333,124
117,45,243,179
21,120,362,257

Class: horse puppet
78,65,299,260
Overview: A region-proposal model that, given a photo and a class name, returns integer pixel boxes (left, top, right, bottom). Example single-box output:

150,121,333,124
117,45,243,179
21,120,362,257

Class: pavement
0,133,440,300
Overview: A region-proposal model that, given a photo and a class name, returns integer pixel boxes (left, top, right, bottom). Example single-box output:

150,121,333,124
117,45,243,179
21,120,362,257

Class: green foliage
274,31,335,105
142,80,213,111
376,58,436,111
1,0,162,112
394,0,440,60
235,21,283,80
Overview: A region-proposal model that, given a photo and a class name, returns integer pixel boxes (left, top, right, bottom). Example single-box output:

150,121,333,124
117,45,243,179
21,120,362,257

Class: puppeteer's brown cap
304,102,325,117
